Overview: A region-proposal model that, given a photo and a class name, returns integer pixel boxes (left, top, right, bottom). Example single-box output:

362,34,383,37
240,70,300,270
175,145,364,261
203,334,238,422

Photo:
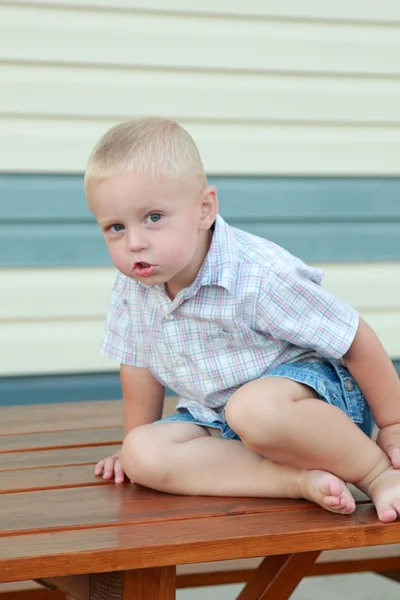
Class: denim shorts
158,359,375,441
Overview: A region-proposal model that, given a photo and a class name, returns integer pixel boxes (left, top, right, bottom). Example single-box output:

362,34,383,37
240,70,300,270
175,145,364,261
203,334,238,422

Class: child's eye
109,224,125,232
145,213,162,224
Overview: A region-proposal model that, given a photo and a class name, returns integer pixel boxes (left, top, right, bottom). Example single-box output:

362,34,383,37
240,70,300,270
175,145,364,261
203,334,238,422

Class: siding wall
1,0,400,382
2,1,400,175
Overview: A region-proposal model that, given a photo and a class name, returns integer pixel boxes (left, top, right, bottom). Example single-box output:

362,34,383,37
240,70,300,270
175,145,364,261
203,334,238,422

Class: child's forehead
87,172,199,212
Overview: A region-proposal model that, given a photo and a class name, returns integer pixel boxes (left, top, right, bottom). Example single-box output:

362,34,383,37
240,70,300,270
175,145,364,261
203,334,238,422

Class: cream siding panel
2,118,400,175
7,0,400,23
3,6,400,74
1,3,400,175
1,320,115,376
3,65,400,124
1,265,400,376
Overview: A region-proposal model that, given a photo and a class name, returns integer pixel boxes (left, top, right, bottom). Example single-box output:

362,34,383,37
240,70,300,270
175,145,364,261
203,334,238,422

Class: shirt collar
195,214,237,293
139,214,237,297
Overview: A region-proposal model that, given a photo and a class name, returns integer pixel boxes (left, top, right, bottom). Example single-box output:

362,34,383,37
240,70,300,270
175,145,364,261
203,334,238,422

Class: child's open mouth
134,262,156,277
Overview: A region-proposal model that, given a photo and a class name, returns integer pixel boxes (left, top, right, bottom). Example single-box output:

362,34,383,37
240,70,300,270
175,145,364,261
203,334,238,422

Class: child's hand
377,424,400,469
94,452,126,484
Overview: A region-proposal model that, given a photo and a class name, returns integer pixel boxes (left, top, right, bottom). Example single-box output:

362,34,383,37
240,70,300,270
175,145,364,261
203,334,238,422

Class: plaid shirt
101,215,358,424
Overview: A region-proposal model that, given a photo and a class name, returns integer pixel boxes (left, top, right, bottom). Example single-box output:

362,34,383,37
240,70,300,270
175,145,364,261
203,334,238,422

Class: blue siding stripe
1,175,400,265
0,366,399,406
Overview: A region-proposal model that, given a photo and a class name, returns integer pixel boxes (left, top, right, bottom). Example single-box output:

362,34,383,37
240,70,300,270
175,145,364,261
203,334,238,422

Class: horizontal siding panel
2,4,400,177
1,311,399,376
3,222,400,266
2,265,400,321
3,65,400,125
0,320,115,376
1,268,116,320
3,175,400,221
2,5,400,76
7,0,400,23
2,176,400,265
0,223,110,266
2,118,400,175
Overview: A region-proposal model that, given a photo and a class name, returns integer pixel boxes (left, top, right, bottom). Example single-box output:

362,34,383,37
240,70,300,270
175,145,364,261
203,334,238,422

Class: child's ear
199,186,218,230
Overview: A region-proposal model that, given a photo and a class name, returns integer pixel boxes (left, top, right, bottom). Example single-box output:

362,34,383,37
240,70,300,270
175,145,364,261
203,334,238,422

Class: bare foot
360,465,400,522
298,469,356,515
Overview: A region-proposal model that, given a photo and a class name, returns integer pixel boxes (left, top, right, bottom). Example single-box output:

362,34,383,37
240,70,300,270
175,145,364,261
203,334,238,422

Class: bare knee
120,424,170,489
225,380,282,444
225,377,316,450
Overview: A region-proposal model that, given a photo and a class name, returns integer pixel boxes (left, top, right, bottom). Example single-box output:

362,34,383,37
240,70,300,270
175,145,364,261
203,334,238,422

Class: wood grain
237,552,319,600
0,485,316,536
37,577,87,600
0,446,121,472
0,588,64,600
0,398,177,436
0,429,123,454
0,398,396,595
173,555,400,588
0,402,123,435
0,465,111,494
124,568,176,600
0,505,398,583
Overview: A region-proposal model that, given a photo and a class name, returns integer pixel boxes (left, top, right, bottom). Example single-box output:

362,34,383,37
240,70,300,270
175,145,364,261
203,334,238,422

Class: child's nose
127,229,147,252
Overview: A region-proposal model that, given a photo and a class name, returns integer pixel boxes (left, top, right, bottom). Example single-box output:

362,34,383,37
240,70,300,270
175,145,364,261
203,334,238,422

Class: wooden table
1,400,400,600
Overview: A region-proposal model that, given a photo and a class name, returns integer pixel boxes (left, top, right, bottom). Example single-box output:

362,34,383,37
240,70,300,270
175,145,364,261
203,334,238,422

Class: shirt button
175,359,185,368
165,314,174,321
344,379,354,392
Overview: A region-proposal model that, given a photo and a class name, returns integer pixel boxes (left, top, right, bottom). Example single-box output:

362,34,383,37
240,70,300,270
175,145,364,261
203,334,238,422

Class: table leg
123,568,176,600
236,551,321,600
87,569,175,600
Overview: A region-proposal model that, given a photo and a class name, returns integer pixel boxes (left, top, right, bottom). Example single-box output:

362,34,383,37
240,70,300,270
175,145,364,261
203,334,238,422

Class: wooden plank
0,588,64,600
37,576,88,600
0,485,317,536
0,399,177,434
0,445,121,472
1,505,399,583
0,401,123,435
0,464,111,494
0,429,123,453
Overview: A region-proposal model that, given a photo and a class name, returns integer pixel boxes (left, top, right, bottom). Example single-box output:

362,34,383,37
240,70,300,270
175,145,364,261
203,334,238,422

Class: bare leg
225,378,400,522
120,422,356,515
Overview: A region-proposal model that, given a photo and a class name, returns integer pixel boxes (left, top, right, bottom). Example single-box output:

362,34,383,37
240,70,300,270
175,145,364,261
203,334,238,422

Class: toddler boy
86,117,400,522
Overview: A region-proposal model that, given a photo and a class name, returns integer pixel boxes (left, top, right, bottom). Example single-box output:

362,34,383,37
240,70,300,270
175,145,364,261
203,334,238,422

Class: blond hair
84,117,207,190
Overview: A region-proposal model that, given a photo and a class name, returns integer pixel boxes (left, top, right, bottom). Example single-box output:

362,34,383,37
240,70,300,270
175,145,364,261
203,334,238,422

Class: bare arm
343,317,400,428
95,364,165,482
121,363,165,436
344,317,400,467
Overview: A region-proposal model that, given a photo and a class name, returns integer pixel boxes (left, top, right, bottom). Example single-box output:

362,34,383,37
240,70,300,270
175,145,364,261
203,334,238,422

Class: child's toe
377,502,397,522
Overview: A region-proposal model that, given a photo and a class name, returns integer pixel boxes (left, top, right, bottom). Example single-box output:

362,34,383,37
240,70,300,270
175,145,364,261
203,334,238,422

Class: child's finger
94,459,106,476
389,446,400,469
102,456,117,479
114,459,125,484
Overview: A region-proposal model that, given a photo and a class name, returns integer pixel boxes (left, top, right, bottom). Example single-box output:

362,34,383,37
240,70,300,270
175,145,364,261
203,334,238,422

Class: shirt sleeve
100,272,148,368
257,260,359,359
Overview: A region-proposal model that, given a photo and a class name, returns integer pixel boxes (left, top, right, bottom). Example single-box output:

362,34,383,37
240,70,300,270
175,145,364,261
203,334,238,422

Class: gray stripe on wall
1,175,400,266
0,373,169,406
1,365,399,406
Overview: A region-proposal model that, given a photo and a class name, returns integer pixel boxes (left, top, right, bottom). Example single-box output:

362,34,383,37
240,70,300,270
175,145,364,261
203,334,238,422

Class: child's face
87,172,217,292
